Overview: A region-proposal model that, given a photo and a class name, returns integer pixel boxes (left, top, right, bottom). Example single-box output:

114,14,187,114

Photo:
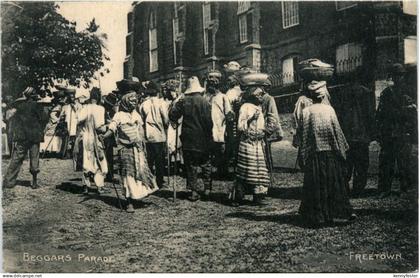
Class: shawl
300,103,349,166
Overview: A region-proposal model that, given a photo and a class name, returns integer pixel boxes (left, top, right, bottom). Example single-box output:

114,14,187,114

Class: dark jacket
169,92,212,153
376,85,417,142
12,99,48,143
338,84,376,144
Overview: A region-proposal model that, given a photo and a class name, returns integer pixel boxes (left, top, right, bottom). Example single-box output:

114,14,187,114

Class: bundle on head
298,59,334,82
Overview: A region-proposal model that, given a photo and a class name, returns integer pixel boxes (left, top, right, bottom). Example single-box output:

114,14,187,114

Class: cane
111,179,123,211
167,144,171,189
173,127,178,202
262,137,273,187
267,140,274,186
41,125,60,159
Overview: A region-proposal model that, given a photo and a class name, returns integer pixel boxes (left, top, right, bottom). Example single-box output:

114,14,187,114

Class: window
282,2,299,29
282,57,294,85
149,10,158,72
336,1,357,11
123,60,129,79
237,1,252,43
336,43,363,74
127,12,133,33
173,3,185,64
203,2,211,55
404,36,417,64
126,34,132,56
403,0,417,15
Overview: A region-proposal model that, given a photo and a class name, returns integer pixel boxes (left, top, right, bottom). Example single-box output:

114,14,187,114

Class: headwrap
120,91,138,112
307,81,329,100
162,79,180,92
243,86,265,104
207,70,222,87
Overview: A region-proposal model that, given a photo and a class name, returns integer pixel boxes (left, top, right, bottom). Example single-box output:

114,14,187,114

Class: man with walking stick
163,78,183,202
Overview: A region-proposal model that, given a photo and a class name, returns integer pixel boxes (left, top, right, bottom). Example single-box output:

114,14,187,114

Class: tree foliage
2,2,109,99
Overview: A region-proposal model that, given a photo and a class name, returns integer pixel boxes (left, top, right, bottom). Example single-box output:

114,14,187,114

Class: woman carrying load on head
101,91,158,213
231,73,271,207
298,80,356,227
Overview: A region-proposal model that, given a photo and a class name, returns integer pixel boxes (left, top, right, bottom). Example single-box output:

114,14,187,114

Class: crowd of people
2,60,417,227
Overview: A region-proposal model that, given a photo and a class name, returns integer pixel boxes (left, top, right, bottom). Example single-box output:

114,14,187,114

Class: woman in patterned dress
232,84,270,206
298,81,356,227
102,92,158,213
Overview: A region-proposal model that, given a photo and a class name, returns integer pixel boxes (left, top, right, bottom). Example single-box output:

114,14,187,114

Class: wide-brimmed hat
184,76,205,94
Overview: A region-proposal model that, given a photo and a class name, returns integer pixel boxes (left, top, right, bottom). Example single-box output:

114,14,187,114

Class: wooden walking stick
110,178,123,211
167,144,171,189
41,124,61,159
173,128,178,202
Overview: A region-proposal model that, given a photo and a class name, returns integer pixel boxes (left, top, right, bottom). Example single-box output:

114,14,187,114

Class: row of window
145,2,301,72
141,1,415,73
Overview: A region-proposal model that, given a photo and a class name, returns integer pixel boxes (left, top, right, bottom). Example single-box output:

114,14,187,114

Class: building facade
124,1,416,100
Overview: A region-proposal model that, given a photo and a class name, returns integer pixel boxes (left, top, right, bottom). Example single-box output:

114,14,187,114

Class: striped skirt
235,139,270,195
118,145,158,199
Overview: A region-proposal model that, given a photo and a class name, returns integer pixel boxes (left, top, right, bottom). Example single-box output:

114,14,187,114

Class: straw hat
184,76,205,94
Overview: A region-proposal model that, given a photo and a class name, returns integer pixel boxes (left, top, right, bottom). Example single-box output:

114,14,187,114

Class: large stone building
124,1,416,106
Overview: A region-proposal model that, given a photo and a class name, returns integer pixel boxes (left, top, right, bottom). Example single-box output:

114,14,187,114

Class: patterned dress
109,110,158,200
235,103,270,196
298,103,353,224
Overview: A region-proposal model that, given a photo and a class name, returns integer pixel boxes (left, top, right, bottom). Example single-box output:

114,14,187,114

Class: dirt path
2,158,418,273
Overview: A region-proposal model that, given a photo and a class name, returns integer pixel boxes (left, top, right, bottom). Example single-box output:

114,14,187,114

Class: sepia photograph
1,0,418,274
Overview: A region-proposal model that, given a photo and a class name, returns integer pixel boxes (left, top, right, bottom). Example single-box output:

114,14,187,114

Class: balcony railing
336,57,363,74
269,71,299,88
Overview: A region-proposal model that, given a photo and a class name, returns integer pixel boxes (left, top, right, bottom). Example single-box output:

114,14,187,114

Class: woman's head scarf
307,81,328,101
120,91,138,112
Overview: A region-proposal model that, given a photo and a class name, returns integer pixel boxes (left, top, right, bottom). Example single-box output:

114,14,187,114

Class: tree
1,2,110,99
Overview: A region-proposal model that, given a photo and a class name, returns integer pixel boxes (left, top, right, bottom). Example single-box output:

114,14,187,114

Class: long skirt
235,139,270,196
299,151,353,224
119,145,158,200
